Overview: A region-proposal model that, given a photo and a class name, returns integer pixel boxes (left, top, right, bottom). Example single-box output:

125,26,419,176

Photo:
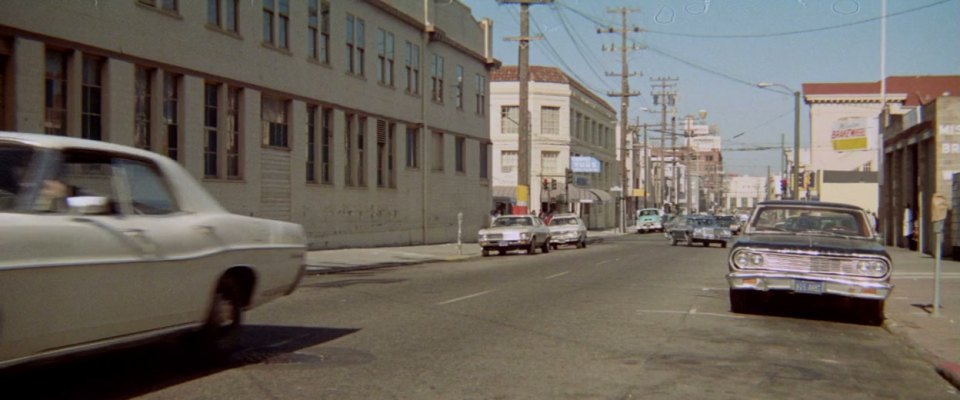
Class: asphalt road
4,234,957,399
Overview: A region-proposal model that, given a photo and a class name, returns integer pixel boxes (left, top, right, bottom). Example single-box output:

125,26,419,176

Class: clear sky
459,0,960,176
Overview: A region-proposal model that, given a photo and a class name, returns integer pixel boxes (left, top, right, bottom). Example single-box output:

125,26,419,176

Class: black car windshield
750,206,869,237
689,217,715,226
493,217,532,227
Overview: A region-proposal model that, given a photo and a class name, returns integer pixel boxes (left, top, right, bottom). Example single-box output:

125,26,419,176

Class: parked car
635,208,663,233
478,215,552,256
726,200,892,325
0,132,307,369
547,213,587,249
666,215,733,248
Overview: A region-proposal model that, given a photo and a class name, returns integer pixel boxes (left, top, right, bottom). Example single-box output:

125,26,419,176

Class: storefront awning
493,186,517,201
540,186,613,203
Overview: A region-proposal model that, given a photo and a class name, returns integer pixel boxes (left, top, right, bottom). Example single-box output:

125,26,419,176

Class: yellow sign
515,185,529,207
632,189,645,197
831,117,868,151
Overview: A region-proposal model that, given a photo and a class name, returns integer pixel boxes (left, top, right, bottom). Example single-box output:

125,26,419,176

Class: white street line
637,309,749,320
596,259,619,266
435,290,496,305
545,271,570,280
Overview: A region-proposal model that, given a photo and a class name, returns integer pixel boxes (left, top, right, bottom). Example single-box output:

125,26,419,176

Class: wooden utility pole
599,7,643,232
499,0,552,215
650,77,677,210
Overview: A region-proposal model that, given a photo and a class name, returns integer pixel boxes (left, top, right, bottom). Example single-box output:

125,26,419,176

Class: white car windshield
493,217,532,227
549,217,578,226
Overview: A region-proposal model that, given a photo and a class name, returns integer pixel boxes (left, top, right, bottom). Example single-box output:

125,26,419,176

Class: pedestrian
903,204,913,249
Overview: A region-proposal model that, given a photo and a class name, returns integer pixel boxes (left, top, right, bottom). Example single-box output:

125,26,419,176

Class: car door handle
123,229,158,255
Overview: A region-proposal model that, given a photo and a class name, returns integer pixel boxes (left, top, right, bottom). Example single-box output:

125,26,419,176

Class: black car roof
756,200,864,211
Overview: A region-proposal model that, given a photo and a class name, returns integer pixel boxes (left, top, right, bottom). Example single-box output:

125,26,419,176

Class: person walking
903,204,914,249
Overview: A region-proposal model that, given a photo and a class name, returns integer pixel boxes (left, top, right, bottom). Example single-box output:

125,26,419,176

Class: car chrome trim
727,271,893,300
729,247,891,279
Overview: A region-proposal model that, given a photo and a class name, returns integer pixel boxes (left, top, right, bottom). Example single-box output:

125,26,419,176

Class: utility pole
499,0,552,215
650,77,677,212
599,7,643,233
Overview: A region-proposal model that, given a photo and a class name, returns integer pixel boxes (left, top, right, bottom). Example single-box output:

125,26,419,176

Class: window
455,65,463,110
344,114,353,186
455,137,465,173
44,49,68,135
404,42,420,94
479,142,489,180
431,131,444,171
46,151,178,215
575,113,582,139
308,0,319,59
226,87,241,178
377,29,394,86
541,106,559,136
139,0,178,13
541,151,559,174
319,0,330,64
357,116,366,186
207,0,239,33
501,150,517,174
204,83,220,178
162,72,180,161
345,14,365,76
81,57,104,141
376,120,395,188
405,126,419,168
320,108,332,183
134,67,152,150
262,0,288,48
501,106,519,134
431,54,444,102
261,95,288,148
475,74,486,116
306,105,317,182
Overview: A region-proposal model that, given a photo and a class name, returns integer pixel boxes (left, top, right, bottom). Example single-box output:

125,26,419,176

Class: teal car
635,208,663,233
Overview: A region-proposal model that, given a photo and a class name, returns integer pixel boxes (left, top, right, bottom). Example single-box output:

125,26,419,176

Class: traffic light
542,178,550,191
565,168,574,185
780,179,787,193
807,171,816,190
802,172,811,189
551,178,557,190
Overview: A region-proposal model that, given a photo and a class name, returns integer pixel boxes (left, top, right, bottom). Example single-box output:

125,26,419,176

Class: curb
937,362,960,390
883,317,960,391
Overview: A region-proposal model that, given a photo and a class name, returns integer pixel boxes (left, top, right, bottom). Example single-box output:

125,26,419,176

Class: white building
725,174,776,212
0,0,498,248
489,65,616,229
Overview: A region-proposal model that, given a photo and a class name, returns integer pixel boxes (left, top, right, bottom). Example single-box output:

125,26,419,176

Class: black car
666,215,733,248
726,200,892,324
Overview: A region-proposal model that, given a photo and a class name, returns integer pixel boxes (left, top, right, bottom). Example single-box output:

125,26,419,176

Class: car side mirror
67,196,110,215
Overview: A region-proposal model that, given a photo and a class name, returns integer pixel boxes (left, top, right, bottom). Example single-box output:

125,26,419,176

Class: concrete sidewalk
303,230,960,388
304,228,624,273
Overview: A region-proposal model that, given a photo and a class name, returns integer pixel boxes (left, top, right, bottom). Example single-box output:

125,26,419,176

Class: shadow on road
736,292,884,326
1,325,358,400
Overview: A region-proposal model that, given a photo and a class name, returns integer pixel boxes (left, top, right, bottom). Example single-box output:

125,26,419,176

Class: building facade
0,0,498,248
489,65,616,229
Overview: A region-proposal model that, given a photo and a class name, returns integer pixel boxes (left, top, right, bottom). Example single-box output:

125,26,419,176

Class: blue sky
459,0,960,176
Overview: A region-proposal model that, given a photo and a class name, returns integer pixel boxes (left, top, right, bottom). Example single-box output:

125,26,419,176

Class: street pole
643,123,649,209
651,77,677,211
500,0,552,215
792,90,801,200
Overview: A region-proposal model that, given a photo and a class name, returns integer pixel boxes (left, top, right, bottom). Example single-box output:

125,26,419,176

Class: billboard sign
570,156,601,173
831,117,868,151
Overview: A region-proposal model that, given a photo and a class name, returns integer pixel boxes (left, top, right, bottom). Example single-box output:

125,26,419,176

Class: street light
757,82,801,200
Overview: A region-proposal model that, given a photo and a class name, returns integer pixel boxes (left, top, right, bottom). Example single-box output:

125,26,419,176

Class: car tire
860,299,885,326
527,240,537,255
721,241,727,249
542,239,550,253
498,249,506,256
196,277,243,353
482,249,490,257
551,243,558,250
702,241,709,247
729,289,752,314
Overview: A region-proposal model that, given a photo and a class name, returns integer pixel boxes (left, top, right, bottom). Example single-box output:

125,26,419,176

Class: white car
547,213,587,249
0,132,307,369
478,215,552,256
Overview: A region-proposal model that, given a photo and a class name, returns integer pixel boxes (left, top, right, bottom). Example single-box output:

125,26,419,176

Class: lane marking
545,271,570,280
436,290,496,305
596,258,619,266
637,309,749,320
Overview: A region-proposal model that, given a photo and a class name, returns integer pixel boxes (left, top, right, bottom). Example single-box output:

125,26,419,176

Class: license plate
795,280,824,295
498,241,508,246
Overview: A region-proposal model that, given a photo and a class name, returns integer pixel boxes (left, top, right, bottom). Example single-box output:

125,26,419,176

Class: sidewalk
303,230,960,388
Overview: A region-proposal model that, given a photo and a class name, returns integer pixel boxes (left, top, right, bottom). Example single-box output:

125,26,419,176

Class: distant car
667,215,732,248
547,213,587,249
478,215,552,256
726,200,892,325
635,208,663,233
0,132,307,369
